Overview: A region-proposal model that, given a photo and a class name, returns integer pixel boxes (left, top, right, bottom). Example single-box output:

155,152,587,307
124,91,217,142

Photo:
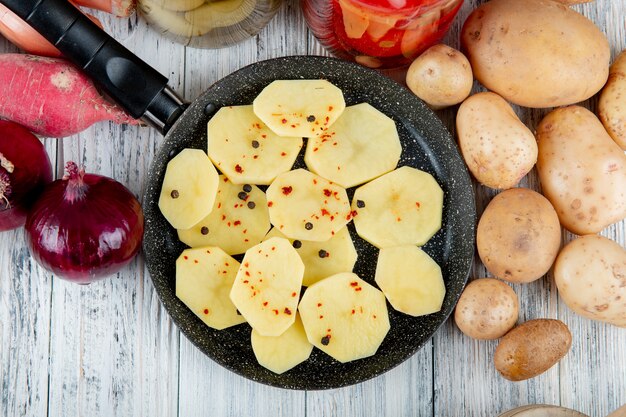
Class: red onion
25,162,144,283
0,120,53,231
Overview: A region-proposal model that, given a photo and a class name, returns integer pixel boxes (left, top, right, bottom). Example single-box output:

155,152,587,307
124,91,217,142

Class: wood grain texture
0,0,624,416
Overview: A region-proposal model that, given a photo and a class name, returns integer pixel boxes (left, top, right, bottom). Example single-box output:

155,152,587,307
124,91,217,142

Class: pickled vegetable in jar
139,0,282,48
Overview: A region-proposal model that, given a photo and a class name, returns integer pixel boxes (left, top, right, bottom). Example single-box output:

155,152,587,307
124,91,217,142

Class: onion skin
25,163,144,283
0,121,53,231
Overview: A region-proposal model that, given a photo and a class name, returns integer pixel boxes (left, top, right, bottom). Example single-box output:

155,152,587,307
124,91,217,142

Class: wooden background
0,0,624,416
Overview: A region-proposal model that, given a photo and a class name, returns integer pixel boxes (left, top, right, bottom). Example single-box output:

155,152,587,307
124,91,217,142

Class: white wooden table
1,1,625,416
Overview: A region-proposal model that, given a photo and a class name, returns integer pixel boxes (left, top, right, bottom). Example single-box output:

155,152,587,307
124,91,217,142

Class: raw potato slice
207,105,302,185
304,103,401,188
253,80,346,137
152,0,205,12
186,0,257,31
298,272,390,363
251,314,313,374
375,245,445,316
230,237,304,336
158,148,219,230
177,176,271,255
140,0,207,37
176,247,245,330
338,0,369,38
265,227,357,286
351,166,443,248
266,169,351,242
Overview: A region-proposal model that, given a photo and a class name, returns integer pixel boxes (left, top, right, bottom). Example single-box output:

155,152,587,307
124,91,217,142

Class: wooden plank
43,10,183,417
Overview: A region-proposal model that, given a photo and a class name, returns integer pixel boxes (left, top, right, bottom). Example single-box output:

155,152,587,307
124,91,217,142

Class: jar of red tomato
302,0,464,69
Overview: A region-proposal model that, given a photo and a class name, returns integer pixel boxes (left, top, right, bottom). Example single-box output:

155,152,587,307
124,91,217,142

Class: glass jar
139,0,282,49
302,0,464,69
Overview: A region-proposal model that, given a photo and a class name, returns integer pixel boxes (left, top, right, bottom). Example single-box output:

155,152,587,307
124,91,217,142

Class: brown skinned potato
599,50,626,150
477,188,561,283
494,319,572,381
461,0,609,108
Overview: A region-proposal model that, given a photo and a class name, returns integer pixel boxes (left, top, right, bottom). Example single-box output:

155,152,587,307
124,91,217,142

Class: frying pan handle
0,0,186,133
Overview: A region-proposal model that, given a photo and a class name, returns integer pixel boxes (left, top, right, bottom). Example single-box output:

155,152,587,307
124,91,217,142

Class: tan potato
456,92,537,189
494,319,572,381
477,188,561,283
599,50,626,150
405,44,473,110
536,106,626,235
461,0,609,108
554,235,626,327
454,278,519,340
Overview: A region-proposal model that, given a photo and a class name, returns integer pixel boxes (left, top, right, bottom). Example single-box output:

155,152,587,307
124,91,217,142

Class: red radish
25,161,144,283
72,0,137,17
0,120,53,231
0,54,140,137
0,5,104,58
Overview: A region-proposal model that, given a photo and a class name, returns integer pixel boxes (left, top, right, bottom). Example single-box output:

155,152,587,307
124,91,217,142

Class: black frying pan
3,0,476,389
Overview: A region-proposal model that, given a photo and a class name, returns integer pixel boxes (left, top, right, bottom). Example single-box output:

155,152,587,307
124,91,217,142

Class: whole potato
406,44,473,110
554,234,626,327
461,0,609,108
494,318,572,381
599,50,626,150
477,188,561,283
536,106,626,235
454,278,519,340
456,92,537,189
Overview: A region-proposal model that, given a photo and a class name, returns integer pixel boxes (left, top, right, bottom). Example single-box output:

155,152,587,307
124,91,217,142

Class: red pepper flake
245,271,250,277
321,208,330,216
244,262,249,267
373,315,377,319
225,263,229,266
281,186,293,195
263,301,268,306
351,210,358,218
313,179,318,185
355,287,362,292
261,134,267,138
235,164,243,173
333,142,337,146
284,308,292,315
280,152,287,156
273,309,279,315
234,220,241,226
350,281,358,287
268,201,274,207
337,166,341,171
323,189,332,197
346,213,352,221
244,239,249,242
396,217,402,222
217,202,222,208
243,229,248,234
271,246,276,251
194,259,198,264
328,106,334,111
415,202,421,208
255,123,261,129
227,222,231,227
183,256,188,260
351,309,355,315
319,315,324,319
221,214,226,221
313,147,319,152
252,292,257,297
330,216,335,221
253,155,259,160
206,250,211,254
325,116,330,123
291,124,296,128
281,118,288,124
291,292,297,297
243,280,249,284
317,303,323,307
204,309,209,315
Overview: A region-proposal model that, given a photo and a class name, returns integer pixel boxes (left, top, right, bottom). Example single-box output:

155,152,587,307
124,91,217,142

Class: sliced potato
338,0,369,38
229,237,304,336
185,0,257,31
152,0,205,12
176,246,245,330
375,245,445,316
251,314,313,374
304,103,401,188
351,166,443,248
298,272,390,363
266,169,351,242
207,105,302,185
158,148,219,230
253,80,346,137
140,0,207,37
178,176,271,255
264,227,357,287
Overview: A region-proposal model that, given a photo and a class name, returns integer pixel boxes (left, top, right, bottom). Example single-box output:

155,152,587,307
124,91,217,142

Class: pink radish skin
0,54,141,138
0,5,104,58
73,0,137,17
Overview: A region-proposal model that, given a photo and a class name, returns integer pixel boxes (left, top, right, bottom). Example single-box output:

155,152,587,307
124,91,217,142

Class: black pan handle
1,0,186,134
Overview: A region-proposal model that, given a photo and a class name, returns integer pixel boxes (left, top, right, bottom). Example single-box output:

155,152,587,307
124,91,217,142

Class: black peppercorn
170,190,179,199
318,249,328,258
356,200,365,208
321,335,330,345
293,240,302,249
243,184,252,193
237,191,248,200
247,201,256,209
305,222,313,230
200,226,209,235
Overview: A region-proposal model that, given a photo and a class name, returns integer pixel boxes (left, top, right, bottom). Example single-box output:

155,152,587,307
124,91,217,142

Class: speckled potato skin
494,319,572,381
456,92,537,189
599,50,626,150
454,278,519,340
536,106,626,235
461,0,609,108
477,188,561,283
405,44,473,110
554,235,626,327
